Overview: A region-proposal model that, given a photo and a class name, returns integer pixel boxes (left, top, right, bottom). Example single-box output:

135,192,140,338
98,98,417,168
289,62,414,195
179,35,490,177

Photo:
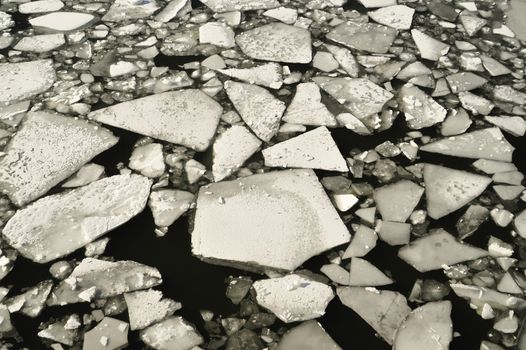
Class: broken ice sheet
393,301,453,350
0,59,56,105
420,128,515,162
212,125,262,182
236,23,312,63
48,258,162,305
88,90,222,151
398,229,487,272
275,320,342,350
253,274,334,323
423,164,491,219
3,174,151,263
83,317,129,350
262,126,348,172
148,189,194,227
29,12,97,32
313,76,394,120
282,82,337,126
338,286,411,345
326,21,397,54
140,316,203,350
192,169,350,271
398,84,447,129
0,111,117,206
374,180,424,222
5,280,53,317
124,289,181,330
224,80,285,142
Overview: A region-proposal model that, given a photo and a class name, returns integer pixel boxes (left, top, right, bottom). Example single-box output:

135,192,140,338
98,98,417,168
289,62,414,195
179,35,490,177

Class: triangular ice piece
349,258,393,286
424,164,492,219
398,229,488,272
374,180,424,222
420,128,514,162
276,321,342,350
224,80,285,142
262,126,348,171
217,62,283,89
282,83,337,126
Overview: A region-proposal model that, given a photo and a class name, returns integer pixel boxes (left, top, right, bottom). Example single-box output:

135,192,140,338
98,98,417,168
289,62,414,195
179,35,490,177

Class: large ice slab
3,174,151,263
236,23,312,64
398,229,488,272
262,126,348,171
29,12,97,32
224,80,285,142
48,258,162,305
0,59,56,105
88,90,222,151
0,111,118,206
423,164,492,219
420,128,514,162
253,274,334,323
192,169,351,271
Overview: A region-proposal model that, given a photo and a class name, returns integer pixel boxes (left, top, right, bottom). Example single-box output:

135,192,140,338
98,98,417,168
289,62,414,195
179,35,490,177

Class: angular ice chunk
458,91,494,115
19,0,64,13
485,115,526,137
212,125,261,182
48,258,162,305
88,90,222,151
125,289,181,330
217,62,283,89
82,317,128,350
420,128,514,162
154,0,190,22
148,189,194,227
38,315,79,345
224,80,285,142
275,321,342,350
253,274,334,323
201,0,279,12
129,143,165,178
398,84,447,129
262,126,348,172
411,29,450,61
343,225,377,258
140,316,203,350
282,83,337,126
368,5,415,30
3,174,151,263
102,0,159,21
192,169,351,271
349,258,393,286
327,21,396,54
5,280,53,317
263,7,297,24
0,59,56,105
423,164,491,219
236,23,312,63
62,163,105,188
374,180,424,222
313,76,393,119
324,43,360,78
393,301,453,350
199,22,235,48
446,72,487,93
29,12,97,32
0,111,117,206
338,287,411,345
398,229,488,272
13,33,65,53
440,108,472,136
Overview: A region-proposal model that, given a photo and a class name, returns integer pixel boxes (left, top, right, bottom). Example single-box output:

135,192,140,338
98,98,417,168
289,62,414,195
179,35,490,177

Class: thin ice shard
48,258,162,305
0,59,56,105
398,229,488,272
420,128,514,162
192,169,351,271
236,23,312,63
253,274,334,323
224,80,285,142
148,189,194,227
0,111,118,206
424,164,491,219
262,126,348,172
88,90,222,151
327,21,397,54
3,174,151,263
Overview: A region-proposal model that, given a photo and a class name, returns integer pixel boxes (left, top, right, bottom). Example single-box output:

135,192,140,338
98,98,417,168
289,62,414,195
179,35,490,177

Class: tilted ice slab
0,111,118,206
262,126,348,172
420,127,515,162
88,90,223,151
424,164,491,219
192,169,351,271
0,59,56,105
253,274,334,323
3,174,151,263
398,229,488,272
236,23,312,64
48,258,162,305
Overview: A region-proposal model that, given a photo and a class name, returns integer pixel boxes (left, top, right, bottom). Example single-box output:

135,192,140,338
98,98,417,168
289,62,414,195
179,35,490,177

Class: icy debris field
0,0,526,349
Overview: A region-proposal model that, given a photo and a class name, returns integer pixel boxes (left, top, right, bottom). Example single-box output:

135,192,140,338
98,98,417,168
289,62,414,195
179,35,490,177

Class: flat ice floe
0,111,118,206
192,169,350,271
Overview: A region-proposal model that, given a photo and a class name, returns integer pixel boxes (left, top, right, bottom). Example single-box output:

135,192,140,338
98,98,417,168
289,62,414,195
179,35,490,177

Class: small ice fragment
217,63,283,89
184,160,206,184
263,7,298,24
199,22,235,48
411,29,450,61
140,316,203,350
155,0,190,22
374,180,424,222
446,72,487,93
376,221,411,246
129,143,165,178
368,5,414,30
349,258,393,286
275,321,342,350
82,317,128,350
440,108,472,136
148,189,194,227
343,225,378,258
38,315,79,345
124,289,181,330
398,84,447,129
62,163,105,188
102,0,159,21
